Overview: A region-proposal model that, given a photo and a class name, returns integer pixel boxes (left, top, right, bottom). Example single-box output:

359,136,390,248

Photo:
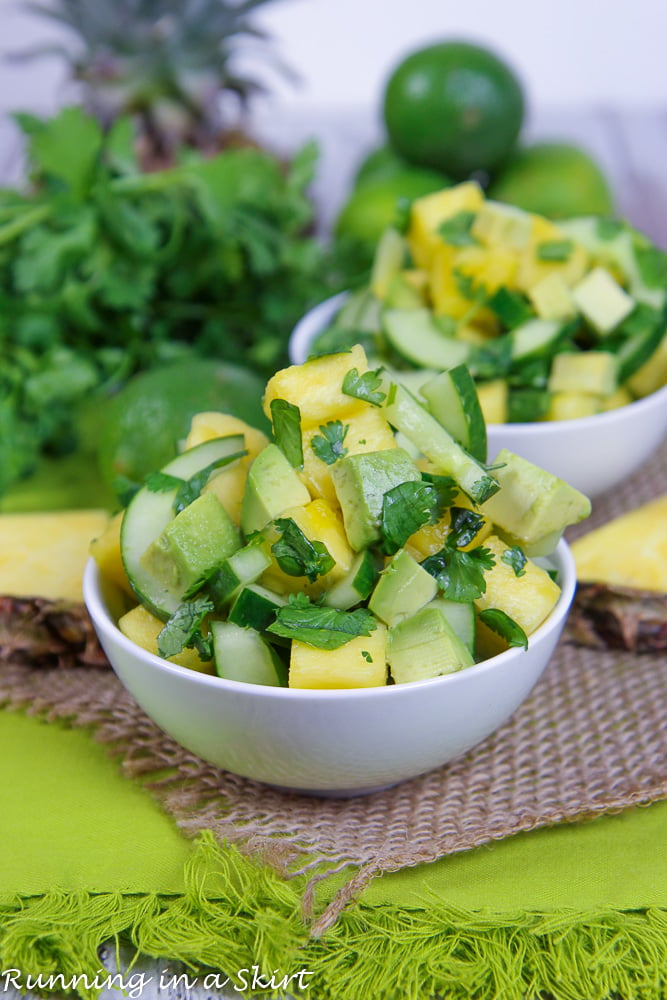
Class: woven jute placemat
1,440,666,931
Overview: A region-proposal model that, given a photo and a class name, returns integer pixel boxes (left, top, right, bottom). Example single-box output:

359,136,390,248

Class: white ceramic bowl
290,294,667,498
83,544,575,797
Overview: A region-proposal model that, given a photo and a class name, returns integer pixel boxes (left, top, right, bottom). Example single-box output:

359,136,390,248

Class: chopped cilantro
478,608,528,650
596,218,625,241
271,517,335,582
145,451,247,513
501,545,527,577
635,245,667,289
361,650,373,663
270,398,303,468
453,269,488,304
267,593,377,649
342,367,387,407
422,545,496,602
448,507,488,548
157,596,214,660
536,240,574,262
380,480,441,554
438,211,479,246
311,420,349,465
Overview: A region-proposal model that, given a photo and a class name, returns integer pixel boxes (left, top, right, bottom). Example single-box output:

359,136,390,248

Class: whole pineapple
16,0,292,165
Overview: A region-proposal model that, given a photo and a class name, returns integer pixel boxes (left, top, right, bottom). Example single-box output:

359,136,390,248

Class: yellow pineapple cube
261,499,354,598
474,534,561,636
300,407,397,504
599,386,633,412
408,181,484,269
289,626,388,689
429,243,473,319
118,604,215,674
405,515,451,560
626,331,667,398
0,509,110,602
263,344,370,428
90,510,134,596
456,244,519,295
546,392,601,421
184,411,269,458
516,216,589,292
477,379,509,424
202,464,249,526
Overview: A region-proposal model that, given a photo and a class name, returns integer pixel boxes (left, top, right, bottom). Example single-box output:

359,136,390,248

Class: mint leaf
438,211,478,246
157,596,214,660
267,595,377,649
501,545,527,577
311,420,349,465
380,480,443,555
272,517,335,582
536,240,573,262
478,608,528,649
270,398,303,468
342,367,386,407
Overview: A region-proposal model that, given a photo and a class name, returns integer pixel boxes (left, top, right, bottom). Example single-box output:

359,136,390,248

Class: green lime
488,142,615,218
98,359,269,496
334,167,449,248
382,40,525,179
353,144,449,188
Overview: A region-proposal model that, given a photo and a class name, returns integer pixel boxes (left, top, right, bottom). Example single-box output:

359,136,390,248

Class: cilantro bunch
0,107,346,495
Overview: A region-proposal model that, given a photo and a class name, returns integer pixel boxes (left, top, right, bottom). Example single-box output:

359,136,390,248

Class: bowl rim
83,538,576,703
290,292,667,433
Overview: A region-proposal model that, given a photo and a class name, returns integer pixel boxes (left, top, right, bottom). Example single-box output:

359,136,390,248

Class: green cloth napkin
1,708,666,1000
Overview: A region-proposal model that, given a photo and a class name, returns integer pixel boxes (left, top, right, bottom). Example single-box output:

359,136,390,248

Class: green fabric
1,708,666,1000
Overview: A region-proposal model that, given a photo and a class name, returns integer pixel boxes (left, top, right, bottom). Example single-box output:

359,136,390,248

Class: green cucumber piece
426,596,476,654
510,318,567,362
207,537,272,608
382,380,500,505
420,364,487,462
383,307,471,369
227,583,287,632
617,316,666,383
322,549,380,610
121,435,246,619
211,621,287,687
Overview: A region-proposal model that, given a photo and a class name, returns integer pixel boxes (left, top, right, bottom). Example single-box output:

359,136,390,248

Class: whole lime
353,144,449,188
98,359,269,496
488,141,615,218
382,40,525,179
335,167,449,248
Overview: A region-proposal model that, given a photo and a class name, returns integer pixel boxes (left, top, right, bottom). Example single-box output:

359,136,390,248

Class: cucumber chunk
383,307,471,370
211,621,287,686
322,549,380,610
227,583,287,632
121,435,246,618
425,596,476,654
207,537,272,608
420,364,487,462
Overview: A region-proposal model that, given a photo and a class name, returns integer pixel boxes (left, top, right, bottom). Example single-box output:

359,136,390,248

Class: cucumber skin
121,435,246,619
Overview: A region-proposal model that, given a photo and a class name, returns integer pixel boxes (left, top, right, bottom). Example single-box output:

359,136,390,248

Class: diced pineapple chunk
474,535,561,636
300,407,397,504
184,412,269,457
456,244,519,295
119,604,215,673
471,200,532,249
408,181,484,269
261,499,354,598
516,216,589,292
528,271,577,320
0,509,110,602
429,243,473,319
263,344,370,428
476,379,509,424
546,392,601,421
289,626,388,689
571,266,635,334
599,386,634,411
90,510,134,595
626,331,667,398
404,515,451,560
202,464,249,526
548,352,618,396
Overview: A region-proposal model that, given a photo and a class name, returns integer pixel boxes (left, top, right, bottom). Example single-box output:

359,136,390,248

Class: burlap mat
1,440,666,931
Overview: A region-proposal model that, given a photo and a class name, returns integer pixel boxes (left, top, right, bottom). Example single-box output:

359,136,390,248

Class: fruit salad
91,347,590,689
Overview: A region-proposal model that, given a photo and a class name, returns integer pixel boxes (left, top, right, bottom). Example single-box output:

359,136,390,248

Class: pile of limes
336,39,614,251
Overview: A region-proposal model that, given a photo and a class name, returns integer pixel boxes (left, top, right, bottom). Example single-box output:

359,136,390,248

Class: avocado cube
369,549,437,626
240,443,310,535
482,448,591,556
571,266,635,335
141,492,241,597
388,607,474,684
331,448,421,551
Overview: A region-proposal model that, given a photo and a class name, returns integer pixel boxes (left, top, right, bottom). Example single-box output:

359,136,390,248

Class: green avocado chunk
331,448,421,551
388,606,474,684
240,443,310,536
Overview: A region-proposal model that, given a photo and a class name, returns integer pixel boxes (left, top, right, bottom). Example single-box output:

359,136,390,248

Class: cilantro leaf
157,596,214,660
145,471,184,494
422,546,495,602
596,218,625,241
272,517,335,582
438,211,478,246
267,595,377,649
361,650,374,663
173,452,247,513
311,420,349,465
420,472,458,510
453,269,488,304
501,545,527,577
635,245,667,289
380,480,443,555
270,398,303,468
447,507,488,549
535,240,574,262
478,608,528,650
342,367,386,407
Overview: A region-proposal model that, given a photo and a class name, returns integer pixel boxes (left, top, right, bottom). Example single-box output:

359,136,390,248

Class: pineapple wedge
289,626,388,689
0,509,109,602
571,496,667,592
